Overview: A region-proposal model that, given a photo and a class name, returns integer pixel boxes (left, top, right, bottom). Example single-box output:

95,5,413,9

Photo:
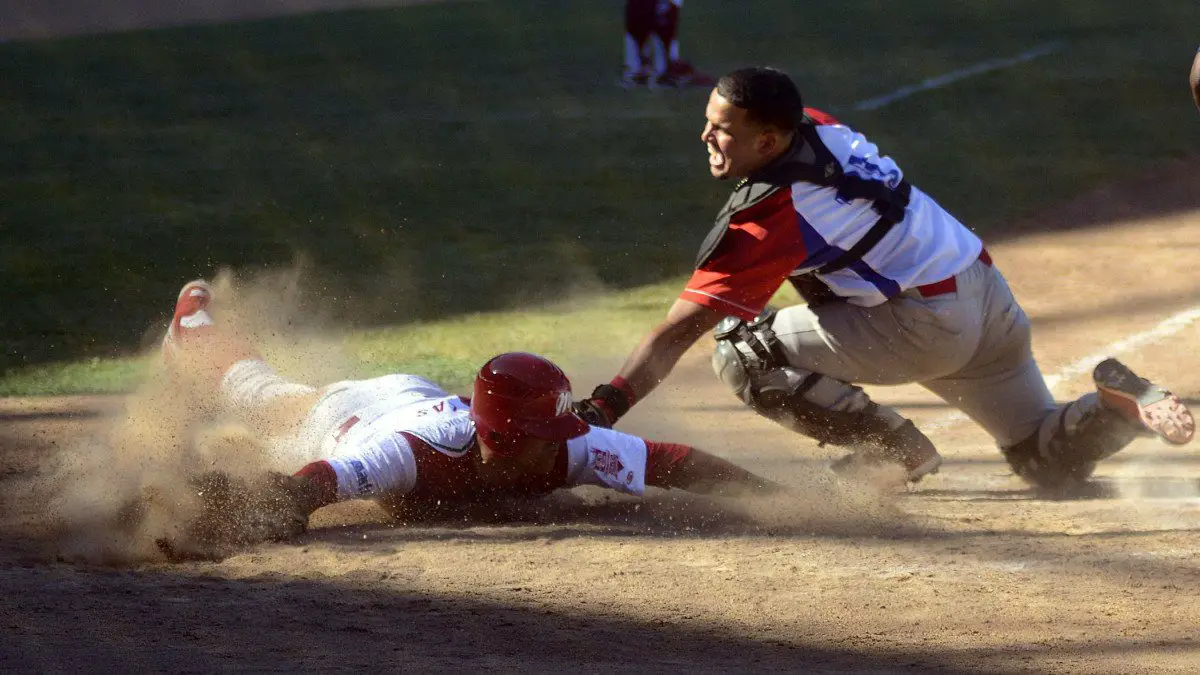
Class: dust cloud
39,268,909,565
43,269,353,564
559,353,913,540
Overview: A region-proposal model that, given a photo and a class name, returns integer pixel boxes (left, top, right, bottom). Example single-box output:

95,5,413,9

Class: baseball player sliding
154,280,781,555
575,67,1195,489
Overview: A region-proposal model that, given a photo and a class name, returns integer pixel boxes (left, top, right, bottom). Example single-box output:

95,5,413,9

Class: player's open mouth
707,143,724,168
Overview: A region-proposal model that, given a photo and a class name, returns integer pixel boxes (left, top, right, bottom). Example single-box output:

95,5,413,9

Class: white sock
220,359,316,410
624,33,644,74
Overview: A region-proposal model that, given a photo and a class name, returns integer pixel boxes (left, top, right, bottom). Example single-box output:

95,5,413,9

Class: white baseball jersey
296,374,651,501
682,110,984,320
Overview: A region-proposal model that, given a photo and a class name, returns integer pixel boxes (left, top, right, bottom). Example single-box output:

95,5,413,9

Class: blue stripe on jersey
848,260,902,297
794,210,844,269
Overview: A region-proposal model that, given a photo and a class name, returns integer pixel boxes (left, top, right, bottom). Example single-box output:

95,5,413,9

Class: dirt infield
2,160,1199,671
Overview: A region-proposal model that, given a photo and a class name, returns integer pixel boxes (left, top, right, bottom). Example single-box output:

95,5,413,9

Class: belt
915,249,992,299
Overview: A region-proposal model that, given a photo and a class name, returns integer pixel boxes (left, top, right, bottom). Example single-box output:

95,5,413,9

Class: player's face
477,435,560,484
700,89,781,180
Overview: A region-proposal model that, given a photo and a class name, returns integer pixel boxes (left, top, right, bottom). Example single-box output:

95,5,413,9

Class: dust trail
43,269,355,564
559,356,914,539
1111,446,1200,531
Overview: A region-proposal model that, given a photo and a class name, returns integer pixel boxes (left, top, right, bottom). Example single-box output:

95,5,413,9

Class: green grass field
2,0,1198,395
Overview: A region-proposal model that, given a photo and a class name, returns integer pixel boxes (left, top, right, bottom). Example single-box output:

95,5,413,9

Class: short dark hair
715,67,804,130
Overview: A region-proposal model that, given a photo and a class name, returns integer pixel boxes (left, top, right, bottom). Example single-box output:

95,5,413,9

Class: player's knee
710,313,902,446
711,339,754,405
711,310,786,409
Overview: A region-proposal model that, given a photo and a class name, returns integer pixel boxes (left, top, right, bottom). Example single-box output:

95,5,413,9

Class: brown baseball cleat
1094,358,1195,445
829,420,943,483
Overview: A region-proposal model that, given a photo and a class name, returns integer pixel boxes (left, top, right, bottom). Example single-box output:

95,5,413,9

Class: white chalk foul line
1042,307,1200,391
924,305,1200,433
850,42,1062,112
381,42,1062,121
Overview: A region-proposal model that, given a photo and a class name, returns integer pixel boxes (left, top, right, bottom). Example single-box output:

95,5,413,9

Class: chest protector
695,121,912,285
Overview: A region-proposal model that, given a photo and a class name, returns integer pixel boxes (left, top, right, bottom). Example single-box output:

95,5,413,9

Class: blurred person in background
623,0,715,88
1190,47,1200,110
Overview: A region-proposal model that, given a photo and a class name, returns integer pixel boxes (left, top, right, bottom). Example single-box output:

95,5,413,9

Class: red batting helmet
470,352,588,457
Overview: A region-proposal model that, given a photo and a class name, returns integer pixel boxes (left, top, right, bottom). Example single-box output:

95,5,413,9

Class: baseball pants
770,257,1058,448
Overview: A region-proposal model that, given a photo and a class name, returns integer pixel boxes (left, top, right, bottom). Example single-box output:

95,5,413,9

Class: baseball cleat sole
162,279,215,363
1094,358,1195,446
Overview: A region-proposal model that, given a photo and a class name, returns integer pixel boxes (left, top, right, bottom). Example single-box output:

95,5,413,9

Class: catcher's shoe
162,279,214,364
829,420,942,483
1094,358,1195,445
620,67,653,89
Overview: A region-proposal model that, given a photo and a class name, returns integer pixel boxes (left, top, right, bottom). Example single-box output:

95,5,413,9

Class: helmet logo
556,390,571,416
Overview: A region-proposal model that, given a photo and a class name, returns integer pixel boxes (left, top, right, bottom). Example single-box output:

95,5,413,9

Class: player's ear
756,128,781,156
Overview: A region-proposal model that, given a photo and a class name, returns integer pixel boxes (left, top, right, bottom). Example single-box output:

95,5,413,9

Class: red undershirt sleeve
294,460,339,508
680,189,811,321
644,441,694,487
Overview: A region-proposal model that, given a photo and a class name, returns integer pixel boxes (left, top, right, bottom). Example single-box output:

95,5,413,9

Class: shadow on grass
1,1,1198,373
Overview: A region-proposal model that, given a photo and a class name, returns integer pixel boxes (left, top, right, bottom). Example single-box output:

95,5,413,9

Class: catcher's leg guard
1004,358,1195,489
712,311,941,481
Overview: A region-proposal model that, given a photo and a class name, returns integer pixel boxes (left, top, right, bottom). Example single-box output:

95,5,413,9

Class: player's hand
155,470,310,561
574,397,616,428
573,384,633,428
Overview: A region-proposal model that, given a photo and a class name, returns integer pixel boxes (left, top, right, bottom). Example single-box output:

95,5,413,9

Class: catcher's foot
1094,358,1195,445
829,420,942,483
162,279,214,364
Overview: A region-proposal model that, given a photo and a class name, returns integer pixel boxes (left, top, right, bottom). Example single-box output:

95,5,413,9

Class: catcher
574,66,1195,489
156,280,782,555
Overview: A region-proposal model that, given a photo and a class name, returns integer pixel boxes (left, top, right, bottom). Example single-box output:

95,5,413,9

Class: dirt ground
5,7,1200,673
3,167,1198,673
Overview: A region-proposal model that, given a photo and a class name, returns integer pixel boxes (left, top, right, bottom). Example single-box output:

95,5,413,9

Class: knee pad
710,312,905,447
711,339,753,405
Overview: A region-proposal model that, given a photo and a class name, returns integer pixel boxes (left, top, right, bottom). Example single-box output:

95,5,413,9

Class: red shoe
162,279,214,364
656,60,716,88
1094,358,1195,445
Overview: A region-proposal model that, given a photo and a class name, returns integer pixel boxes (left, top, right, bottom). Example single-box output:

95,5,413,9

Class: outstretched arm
620,298,727,399
578,299,725,426
645,441,785,497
